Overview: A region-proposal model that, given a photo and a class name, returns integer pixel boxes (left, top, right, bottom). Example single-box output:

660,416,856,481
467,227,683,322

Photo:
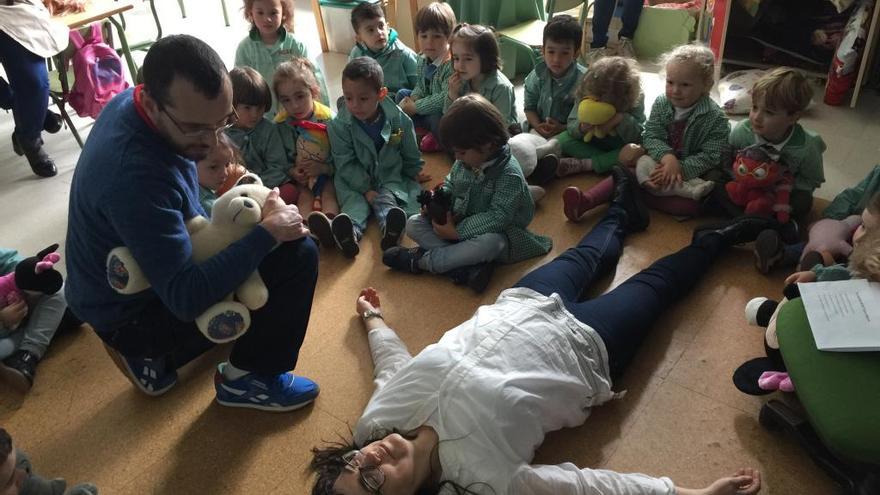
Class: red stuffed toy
725,146,793,223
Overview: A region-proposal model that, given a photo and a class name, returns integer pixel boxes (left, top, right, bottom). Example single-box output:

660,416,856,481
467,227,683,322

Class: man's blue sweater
65,88,276,334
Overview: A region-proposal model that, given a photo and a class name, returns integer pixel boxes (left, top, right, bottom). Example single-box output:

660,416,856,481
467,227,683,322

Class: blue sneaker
214,363,319,412
103,343,177,396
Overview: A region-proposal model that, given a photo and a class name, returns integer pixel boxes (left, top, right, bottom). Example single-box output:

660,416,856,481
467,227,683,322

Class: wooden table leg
312,0,329,53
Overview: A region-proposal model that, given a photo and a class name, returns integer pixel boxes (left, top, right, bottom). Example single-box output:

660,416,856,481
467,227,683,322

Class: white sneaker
617,37,636,59
583,46,611,66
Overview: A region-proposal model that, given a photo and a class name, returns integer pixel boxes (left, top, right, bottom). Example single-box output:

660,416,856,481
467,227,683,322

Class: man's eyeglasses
161,106,238,138
342,450,385,493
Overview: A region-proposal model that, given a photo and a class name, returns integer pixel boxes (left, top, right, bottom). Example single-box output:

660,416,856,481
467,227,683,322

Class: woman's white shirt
0,0,68,58
355,288,675,494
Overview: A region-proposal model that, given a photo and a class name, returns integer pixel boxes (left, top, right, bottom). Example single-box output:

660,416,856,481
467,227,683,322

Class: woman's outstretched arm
356,288,413,391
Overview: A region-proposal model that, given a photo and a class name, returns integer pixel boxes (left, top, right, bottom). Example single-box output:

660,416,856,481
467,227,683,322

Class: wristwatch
362,309,384,321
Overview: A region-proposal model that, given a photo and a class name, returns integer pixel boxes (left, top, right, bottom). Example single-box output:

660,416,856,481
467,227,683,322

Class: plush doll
732,283,800,395
801,215,863,266
288,117,331,212
417,184,453,225
0,244,63,330
508,132,562,185
725,146,794,223
577,97,617,142
106,174,272,344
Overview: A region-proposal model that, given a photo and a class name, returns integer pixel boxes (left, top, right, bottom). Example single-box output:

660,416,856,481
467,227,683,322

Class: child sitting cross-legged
382,94,552,293
328,57,424,258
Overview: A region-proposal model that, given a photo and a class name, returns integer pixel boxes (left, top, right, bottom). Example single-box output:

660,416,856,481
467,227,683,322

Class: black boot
43,110,62,134
692,215,780,247
610,166,649,232
12,133,57,178
447,263,494,293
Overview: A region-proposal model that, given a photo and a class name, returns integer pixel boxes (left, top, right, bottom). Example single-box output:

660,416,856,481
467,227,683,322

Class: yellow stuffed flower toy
577,97,617,142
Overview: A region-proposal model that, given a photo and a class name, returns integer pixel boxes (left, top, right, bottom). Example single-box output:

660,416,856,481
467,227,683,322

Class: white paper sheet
798,279,880,351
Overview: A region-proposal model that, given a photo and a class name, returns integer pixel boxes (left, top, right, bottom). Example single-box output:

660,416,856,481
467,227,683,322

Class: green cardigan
234,27,330,114
445,69,518,126
643,95,730,180
523,61,586,129
225,118,290,188
823,165,880,220
442,147,552,264
566,92,646,144
411,56,454,116
812,263,852,281
349,29,420,94
729,120,826,192
328,97,424,227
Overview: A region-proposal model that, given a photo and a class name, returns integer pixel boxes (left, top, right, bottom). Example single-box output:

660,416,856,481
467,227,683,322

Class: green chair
497,0,589,76
760,298,880,495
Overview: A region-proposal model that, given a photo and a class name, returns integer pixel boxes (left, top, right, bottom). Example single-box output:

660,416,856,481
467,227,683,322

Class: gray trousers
0,287,66,360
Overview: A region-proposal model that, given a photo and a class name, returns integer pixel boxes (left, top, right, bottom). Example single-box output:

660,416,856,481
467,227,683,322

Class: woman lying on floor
311,167,771,495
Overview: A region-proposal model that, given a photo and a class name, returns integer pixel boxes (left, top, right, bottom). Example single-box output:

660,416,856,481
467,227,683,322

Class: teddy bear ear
236,173,262,187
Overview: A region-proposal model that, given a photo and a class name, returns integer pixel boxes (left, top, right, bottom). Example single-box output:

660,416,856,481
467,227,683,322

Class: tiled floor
1,1,877,493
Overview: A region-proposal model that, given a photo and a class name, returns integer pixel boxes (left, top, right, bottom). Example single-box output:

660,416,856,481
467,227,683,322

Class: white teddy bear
106,174,273,343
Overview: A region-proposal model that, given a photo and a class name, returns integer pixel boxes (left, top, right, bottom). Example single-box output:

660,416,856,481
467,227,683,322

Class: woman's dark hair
229,66,273,113
0,428,12,462
439,94,508,152
142,35,228,110
342,57,385,92
310,429,487,495
451,24,501,74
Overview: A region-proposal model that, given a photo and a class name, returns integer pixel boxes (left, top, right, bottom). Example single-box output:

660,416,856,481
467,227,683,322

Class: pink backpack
68,23,129,119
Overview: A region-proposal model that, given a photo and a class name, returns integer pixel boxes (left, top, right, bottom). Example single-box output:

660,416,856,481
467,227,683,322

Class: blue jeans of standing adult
514,206,725,378
591,0,645,48
0,31,50,143
354,188,401,240
406,214,508,273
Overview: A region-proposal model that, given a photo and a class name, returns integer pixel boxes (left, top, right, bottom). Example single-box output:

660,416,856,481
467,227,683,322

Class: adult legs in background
0,32,57,177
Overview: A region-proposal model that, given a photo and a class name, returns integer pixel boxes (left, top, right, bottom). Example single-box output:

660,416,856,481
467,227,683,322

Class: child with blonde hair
235,0,329,114
273,58,339,247
728,67,825,219
445,23,518,133
634,44,730,201
553,56,645,178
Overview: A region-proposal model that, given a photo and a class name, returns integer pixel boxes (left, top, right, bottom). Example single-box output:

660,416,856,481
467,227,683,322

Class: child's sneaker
382,246,425,273
420,132,442,152
307,211,334,248
214,362,319,412
0,350,39,392
102,343,177,396
331,213,360,258
381,207,407,251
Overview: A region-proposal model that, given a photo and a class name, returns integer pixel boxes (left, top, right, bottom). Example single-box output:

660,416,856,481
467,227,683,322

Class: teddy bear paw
196,301,251,343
